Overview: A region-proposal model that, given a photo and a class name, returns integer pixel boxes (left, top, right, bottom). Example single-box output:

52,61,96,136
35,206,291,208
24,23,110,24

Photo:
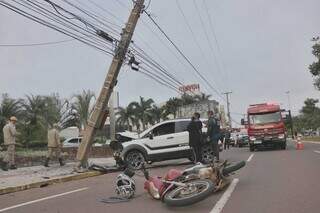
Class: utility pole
286,91,291,111
75,0,145,170
223,92,232,128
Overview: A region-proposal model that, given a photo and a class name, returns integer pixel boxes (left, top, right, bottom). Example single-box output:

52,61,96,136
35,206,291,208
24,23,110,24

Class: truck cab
245,103,286,151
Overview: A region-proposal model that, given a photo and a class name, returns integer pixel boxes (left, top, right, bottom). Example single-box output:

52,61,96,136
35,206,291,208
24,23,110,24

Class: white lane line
314,150,320,154
0,187,88,212
247,154,254,162
210,178,239,213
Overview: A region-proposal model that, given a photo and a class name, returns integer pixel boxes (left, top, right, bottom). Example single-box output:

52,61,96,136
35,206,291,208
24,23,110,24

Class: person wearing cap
1,116,18,171
44,123,65,167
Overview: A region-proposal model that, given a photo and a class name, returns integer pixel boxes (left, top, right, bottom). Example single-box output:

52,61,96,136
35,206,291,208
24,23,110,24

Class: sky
0,0,319,126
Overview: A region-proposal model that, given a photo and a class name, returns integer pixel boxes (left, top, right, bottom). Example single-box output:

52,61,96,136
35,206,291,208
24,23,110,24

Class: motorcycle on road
142,160,246,207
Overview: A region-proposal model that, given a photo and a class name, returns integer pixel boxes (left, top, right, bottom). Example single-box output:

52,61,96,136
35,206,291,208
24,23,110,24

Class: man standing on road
187,112,203,163
207,111,221,162
224,127,231,150
1,116,18,171
44,123,65,167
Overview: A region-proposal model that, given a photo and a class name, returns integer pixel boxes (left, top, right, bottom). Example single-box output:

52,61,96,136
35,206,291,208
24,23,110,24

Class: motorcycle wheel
163,179,215,207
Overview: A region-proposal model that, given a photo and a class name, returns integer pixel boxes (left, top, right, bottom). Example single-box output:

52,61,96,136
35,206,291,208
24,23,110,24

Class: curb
0,171,102,195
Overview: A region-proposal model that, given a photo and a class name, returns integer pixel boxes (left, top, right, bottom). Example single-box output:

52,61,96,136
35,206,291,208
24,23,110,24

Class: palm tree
164,97,182,118
130,97,154,130
149,105,168,125
116,106,135,131
72,90,95,130
194,93,212,102
22,95,46,126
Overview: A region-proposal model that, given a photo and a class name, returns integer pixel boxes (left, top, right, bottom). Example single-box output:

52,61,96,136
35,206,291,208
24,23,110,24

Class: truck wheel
249,145,255,152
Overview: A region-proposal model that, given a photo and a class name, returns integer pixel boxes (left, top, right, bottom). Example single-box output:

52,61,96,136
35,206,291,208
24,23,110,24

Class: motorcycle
141,164,215,207
142,160,246,207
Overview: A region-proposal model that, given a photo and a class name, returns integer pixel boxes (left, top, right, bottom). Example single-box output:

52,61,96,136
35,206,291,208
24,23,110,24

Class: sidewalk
0,158,115,195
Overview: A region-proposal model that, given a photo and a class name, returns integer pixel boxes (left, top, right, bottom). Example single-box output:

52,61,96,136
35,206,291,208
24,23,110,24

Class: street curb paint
210,178,239,213
247,154,254,162
0,171,102,195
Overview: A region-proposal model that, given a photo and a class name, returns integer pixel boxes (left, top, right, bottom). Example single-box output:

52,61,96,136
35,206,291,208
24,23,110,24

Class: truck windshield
249,112,281,125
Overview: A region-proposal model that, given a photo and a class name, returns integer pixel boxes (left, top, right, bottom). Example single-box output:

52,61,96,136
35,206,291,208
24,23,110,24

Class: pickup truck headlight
278,134,285,139
249,136,256,141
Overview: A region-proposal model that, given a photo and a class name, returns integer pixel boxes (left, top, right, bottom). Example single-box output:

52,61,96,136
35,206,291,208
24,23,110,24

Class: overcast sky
0,0,319,125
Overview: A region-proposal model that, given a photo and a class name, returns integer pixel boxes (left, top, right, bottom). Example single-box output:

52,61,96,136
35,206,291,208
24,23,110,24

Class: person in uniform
207,111,221,162
44,123,65,167
187,112,203,163
1,116,18,171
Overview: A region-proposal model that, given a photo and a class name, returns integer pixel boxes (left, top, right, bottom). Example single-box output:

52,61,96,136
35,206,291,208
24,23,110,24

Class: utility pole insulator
75,0,145,171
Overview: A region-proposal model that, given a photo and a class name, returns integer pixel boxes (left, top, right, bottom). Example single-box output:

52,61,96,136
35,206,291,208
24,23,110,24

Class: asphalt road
1,140,320,213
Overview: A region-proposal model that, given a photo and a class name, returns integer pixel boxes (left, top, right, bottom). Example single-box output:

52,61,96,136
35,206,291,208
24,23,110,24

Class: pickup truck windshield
249,111,281,125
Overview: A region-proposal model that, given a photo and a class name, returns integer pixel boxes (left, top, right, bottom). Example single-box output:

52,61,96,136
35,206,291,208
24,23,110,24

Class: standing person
1,116,18,171
207,111,221,162
44,123,65,167
187,112,203,163
224,127,231,150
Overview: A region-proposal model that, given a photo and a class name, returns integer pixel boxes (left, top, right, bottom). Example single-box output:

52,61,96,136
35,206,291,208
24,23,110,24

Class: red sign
179,84,200,93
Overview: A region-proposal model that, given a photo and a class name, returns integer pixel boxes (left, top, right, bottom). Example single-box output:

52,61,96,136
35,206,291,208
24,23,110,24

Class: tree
116,106,135,131
163,97,181,118
309,37,320,89
130,96,154,130
71,90,95,130
0,94,21,145
194,93,211,102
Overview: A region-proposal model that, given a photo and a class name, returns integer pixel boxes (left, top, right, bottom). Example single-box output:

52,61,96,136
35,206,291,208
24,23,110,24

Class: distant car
115,118,223,169
237,134,249,147
229,133,238,146
62,137,103,148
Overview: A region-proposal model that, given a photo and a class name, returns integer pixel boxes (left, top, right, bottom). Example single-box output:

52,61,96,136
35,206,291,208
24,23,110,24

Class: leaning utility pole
223,92,232,128
75,0,145,170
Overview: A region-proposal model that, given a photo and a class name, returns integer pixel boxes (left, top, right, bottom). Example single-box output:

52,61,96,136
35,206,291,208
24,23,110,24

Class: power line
202,0,229,89
175,0,223,90
0,39,74,47
0,1,114,56
192,0,224,84
143,10,227,103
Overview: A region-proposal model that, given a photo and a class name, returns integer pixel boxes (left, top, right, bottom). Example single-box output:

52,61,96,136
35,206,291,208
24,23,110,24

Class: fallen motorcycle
142,160,246,207
184,160,246,192
142,164,215,207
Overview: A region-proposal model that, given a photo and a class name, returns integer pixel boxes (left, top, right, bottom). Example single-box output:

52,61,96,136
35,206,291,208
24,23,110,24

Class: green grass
303,136,320,142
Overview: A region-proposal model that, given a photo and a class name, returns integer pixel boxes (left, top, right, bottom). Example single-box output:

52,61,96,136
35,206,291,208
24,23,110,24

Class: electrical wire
0,1,114,56
175,0,223,90
0,38,74,47
192,0,224,83
143,9,227,103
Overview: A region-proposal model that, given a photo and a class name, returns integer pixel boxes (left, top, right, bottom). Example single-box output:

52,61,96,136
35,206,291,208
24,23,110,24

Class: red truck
242,103,286,152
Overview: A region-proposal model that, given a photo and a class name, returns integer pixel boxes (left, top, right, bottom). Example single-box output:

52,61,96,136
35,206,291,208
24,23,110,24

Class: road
1,140,320,213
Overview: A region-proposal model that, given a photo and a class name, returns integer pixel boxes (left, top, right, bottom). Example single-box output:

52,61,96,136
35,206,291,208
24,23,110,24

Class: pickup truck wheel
125,150,146,170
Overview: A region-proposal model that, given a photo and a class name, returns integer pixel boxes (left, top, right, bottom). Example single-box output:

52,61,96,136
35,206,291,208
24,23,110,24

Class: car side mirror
149,133,154,140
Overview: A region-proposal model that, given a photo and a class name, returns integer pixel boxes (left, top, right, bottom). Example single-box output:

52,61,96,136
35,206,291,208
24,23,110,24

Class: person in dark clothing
207,110,221,162
224,127,231,150
187,112,203,163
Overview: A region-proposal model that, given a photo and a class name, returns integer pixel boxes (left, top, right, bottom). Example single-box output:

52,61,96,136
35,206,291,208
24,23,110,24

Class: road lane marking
247,154,254,162
303,141,320,145
210,178,239,213
0,187,88,212
314,150,320,154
